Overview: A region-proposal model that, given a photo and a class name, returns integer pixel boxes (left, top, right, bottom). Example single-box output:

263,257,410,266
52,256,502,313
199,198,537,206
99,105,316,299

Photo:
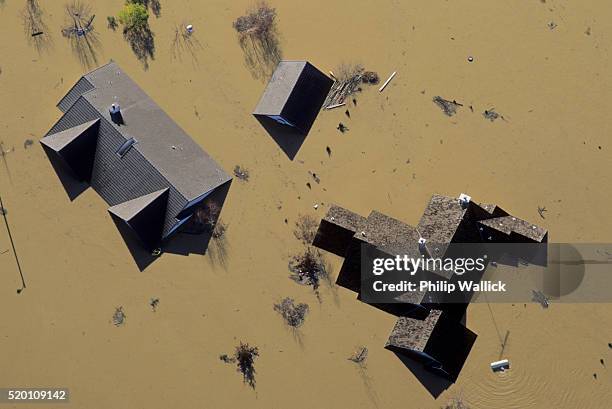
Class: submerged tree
289,248,328,300
274,297,309,328
126,0,161,18
220,342,259,388
293,214,318,244
21,0,52,53
61,1,100,68
118,2,154,68
233,2,281,80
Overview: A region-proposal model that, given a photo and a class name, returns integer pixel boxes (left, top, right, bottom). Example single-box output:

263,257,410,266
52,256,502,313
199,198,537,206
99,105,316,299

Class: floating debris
149,298,159,312
348,346,368,365
233,165,250,182
112,306,126,326
273,297,309,328
491,358,510,372
308,171,320,184
293,214,318,244
326,146,332,157
23,139,34,149
547,21,557,30
219,354,236,363
337,123,348,133
323,64,378,108
361,71,379,84
532,290,549,308
379,71,397,92
433,96,463,117
467,56,474,62
537,206,547,219
483,108,501,122
345,109,351,118
325,102,345,110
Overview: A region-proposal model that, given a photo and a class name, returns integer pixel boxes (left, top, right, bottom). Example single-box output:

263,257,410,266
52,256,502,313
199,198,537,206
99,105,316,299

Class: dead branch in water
61,1,100,68
323,64,379,108
433,96,463,117
220,342,259,388
233,2,282,80
274,297,309,328
293,214,318,244
21,0,52,53
170,23,203,63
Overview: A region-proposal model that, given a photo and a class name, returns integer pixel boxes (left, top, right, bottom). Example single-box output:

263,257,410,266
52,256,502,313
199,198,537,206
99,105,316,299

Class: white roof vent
418,237,429,256
109,103,121,114
458,193,471,208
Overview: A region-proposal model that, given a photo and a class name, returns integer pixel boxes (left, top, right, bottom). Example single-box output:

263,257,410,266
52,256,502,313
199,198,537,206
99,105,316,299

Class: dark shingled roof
41,62,231,242
385,310,443,352
358,211,421,257
417,194,467,244
253,61,333,133
478,216,548,242
324,205,367,235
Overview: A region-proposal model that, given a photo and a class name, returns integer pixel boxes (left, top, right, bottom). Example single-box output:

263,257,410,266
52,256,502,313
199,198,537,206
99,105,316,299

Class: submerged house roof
312,193,547,380
253,61,333,134
41,62,231,249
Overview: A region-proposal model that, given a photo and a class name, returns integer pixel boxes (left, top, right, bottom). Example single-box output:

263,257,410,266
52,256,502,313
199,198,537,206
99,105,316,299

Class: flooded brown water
1,0,612,407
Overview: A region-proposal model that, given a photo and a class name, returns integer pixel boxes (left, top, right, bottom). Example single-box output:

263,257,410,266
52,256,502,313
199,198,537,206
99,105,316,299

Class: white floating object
490,359,510,372
379,71,397,92
186,24,194,34
326,102,346,110
313,204,319,209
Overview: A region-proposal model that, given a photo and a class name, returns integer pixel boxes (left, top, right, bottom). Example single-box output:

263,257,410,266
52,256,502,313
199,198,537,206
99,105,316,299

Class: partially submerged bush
107,16,118,30
348,346,368,365
233,2,276,39
234,342,259,388
274,297,309,328
118,3,149,32
289,248,326,292
293,214,318,244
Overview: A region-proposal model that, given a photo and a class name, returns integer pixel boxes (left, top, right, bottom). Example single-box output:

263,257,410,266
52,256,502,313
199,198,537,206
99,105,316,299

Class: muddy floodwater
1,0,612,408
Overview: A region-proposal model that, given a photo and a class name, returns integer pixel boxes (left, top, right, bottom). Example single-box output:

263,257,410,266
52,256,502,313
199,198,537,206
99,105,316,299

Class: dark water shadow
239,31,281,81
66,32,101,68
41,144,89,201
391,351,453,398
164,181,231,260
254,115,307,160
125,27,155,70
355,365,380,408
110,213,157,271
110,181,231,271
170,25,204,66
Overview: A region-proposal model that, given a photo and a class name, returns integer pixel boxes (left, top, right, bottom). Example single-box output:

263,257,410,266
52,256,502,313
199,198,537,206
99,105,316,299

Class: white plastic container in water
490,359,510,372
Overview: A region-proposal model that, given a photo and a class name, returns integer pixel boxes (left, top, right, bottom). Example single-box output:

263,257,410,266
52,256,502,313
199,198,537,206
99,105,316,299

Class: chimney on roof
109,103,124,125
418,237,430,257
458,193,471,209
